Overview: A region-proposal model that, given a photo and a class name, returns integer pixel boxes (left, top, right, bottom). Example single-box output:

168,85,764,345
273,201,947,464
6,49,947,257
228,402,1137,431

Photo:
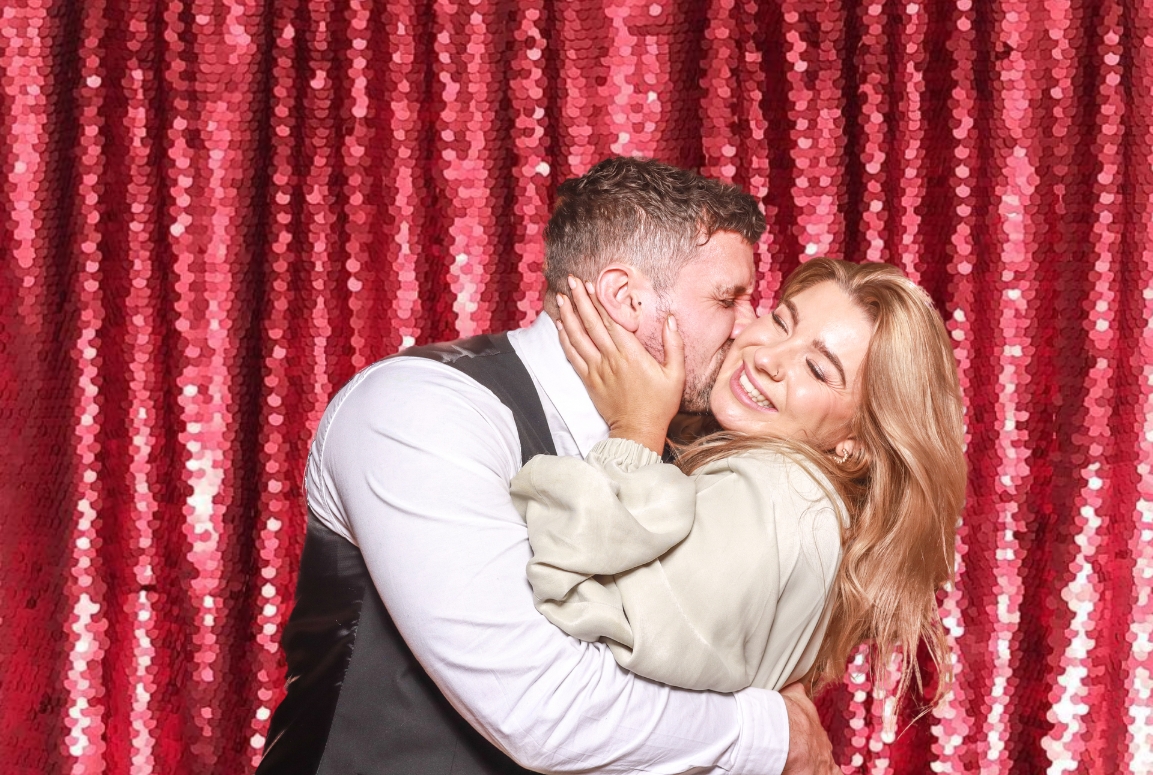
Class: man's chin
681,347,729,413
679,388,712,414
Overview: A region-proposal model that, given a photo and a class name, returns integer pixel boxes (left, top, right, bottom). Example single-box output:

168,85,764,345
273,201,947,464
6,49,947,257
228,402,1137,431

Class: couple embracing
256,157,967,775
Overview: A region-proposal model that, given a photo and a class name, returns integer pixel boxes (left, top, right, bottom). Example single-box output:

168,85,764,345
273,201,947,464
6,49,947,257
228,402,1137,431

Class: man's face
636,231,756,412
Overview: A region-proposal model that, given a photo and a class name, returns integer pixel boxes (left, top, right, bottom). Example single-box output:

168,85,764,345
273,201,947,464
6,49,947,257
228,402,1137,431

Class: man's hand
780,683,839,775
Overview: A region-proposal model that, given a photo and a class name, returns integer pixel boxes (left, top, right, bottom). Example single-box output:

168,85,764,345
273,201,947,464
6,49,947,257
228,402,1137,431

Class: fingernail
556,294,565,307
568,276,577,289
584,281,594,293
667,315,677,331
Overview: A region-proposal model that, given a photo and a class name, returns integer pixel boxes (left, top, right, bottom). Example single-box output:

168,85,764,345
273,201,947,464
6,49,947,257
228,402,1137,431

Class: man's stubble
639,324,730,415
681,339,730,413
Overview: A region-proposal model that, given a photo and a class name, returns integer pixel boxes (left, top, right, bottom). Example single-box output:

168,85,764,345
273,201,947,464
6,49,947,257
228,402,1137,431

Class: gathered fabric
512,438,843,692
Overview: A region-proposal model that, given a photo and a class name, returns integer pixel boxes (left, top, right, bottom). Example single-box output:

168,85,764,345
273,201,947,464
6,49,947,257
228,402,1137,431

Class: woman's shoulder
695,447,841,511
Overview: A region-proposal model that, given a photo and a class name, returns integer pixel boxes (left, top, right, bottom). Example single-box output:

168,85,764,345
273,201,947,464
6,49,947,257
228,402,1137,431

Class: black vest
257,333,557,775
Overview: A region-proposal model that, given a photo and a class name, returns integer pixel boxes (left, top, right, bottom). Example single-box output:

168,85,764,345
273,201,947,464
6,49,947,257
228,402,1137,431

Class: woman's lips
730,365,776,412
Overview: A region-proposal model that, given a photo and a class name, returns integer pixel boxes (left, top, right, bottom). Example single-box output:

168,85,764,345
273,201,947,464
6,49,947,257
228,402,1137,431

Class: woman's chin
711,402,758,436
722,419,763,436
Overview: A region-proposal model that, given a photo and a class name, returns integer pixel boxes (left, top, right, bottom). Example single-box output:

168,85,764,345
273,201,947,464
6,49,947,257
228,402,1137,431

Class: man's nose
731,300,756,338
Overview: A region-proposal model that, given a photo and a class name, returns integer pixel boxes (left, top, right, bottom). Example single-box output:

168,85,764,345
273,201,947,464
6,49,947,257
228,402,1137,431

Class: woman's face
710,280,874,448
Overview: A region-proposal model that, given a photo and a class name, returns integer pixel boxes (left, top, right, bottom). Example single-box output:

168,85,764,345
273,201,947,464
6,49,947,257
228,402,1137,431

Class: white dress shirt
303,313,791,775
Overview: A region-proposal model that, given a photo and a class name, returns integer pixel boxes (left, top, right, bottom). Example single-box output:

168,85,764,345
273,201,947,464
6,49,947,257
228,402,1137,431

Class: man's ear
594,264,652,333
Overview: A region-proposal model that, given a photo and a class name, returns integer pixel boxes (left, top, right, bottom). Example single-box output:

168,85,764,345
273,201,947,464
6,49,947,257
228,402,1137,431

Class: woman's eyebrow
812,339,846,385
785,298,846,384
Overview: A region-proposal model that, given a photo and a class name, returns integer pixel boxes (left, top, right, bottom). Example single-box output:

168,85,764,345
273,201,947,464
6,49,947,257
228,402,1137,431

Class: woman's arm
514,444,842,693
512,438,698,641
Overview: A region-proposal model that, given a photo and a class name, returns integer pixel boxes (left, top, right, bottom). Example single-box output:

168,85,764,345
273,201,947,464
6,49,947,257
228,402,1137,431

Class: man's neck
506,313,609,459
540,294,560,320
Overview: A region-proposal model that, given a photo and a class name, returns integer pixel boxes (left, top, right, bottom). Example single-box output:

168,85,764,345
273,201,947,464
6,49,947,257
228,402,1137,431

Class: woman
511,258,966,706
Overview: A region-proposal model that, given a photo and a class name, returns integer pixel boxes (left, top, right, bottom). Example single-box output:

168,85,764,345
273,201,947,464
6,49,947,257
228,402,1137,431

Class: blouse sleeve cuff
586,437,663,472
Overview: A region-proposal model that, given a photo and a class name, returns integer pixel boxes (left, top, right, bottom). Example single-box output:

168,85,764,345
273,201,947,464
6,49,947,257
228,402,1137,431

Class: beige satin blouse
511,438,843,692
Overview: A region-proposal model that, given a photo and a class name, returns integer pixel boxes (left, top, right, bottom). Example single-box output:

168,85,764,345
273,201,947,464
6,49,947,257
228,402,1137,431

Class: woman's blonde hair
676,258,966,708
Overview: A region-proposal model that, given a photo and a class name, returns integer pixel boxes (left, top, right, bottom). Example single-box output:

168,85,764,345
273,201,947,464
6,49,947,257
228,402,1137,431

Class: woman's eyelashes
771,307,830,385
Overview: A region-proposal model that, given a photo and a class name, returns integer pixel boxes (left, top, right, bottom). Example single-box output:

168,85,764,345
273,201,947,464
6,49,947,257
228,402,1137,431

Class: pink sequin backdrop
2,0,1151,772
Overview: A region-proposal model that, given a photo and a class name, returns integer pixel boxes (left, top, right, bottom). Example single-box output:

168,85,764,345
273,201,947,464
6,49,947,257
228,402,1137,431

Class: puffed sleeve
511,439,843,692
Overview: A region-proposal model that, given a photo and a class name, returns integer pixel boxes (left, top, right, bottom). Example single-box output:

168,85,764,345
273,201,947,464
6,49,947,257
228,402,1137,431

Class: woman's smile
731,365,776,412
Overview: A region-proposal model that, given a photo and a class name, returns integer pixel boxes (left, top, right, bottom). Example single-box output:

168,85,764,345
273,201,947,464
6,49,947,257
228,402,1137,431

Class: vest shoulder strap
402,332,557,463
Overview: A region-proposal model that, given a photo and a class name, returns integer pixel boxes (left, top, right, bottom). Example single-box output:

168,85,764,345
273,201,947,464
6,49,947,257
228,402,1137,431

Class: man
258,157,837,775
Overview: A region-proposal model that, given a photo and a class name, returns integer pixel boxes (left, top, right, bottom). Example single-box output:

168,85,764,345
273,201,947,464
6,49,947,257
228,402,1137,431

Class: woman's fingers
554,279,684,446
555,318,589,378
555,294,602,368
568,278,618,355
574,278,656,364
581,282,637,352
568,276,674,377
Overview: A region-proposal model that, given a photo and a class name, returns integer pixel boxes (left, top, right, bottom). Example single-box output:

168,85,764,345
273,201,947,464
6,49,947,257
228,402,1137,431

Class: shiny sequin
2,0,1152,772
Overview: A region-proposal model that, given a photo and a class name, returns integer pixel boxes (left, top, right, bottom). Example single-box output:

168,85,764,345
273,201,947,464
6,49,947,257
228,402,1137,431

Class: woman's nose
752,346,785,381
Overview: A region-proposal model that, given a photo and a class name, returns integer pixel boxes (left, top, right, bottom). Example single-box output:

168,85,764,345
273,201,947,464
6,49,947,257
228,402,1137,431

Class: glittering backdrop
2,0,1151,772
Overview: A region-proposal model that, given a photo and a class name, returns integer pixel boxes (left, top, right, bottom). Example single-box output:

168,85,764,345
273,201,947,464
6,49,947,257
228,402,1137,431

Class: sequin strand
2,1,1151,772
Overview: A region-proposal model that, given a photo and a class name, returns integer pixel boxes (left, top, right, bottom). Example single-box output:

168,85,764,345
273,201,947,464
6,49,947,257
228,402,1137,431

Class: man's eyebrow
714,282,751,297
813,339,846,386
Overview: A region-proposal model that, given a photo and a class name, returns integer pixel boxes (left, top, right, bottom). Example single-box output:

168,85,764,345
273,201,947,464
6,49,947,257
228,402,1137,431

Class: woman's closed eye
770,306,836,385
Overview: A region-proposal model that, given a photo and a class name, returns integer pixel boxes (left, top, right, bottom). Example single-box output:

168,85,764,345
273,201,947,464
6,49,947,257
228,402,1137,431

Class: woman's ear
835,438,857,459
593,265,652,333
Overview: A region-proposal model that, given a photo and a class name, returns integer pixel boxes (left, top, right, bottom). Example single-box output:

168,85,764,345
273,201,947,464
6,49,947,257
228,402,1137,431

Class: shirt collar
508,313,609,458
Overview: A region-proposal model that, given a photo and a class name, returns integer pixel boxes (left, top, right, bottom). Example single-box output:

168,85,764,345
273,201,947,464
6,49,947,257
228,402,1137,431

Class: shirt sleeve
306,358,791,775
513,438,843,693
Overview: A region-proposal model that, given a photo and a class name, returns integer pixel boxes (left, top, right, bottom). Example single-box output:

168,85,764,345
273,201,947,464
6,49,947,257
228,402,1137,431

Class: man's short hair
543,156,766,296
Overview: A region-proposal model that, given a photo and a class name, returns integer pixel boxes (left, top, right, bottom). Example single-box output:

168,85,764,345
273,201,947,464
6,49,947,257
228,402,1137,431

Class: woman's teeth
739,371,774,409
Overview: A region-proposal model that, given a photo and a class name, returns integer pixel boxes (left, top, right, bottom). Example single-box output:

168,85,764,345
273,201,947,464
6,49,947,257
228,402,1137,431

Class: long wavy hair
675,258,966,708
